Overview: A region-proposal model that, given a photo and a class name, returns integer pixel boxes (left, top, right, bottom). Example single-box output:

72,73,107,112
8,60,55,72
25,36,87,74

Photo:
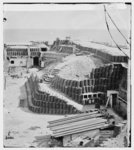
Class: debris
29,126,41,130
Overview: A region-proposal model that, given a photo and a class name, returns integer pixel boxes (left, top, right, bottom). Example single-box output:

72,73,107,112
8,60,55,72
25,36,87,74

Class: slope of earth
55,54,105,81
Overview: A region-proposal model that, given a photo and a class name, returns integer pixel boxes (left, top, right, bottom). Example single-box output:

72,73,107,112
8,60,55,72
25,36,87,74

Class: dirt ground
3,75,64,148
57,54,105,80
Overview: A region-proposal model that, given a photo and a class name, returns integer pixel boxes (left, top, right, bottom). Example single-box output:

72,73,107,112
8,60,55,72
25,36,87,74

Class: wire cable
105,7,130,45
104,5,129,58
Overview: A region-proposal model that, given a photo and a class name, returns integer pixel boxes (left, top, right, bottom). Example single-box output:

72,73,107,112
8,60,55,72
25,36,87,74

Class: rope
104,5,129,58
105,7,130,46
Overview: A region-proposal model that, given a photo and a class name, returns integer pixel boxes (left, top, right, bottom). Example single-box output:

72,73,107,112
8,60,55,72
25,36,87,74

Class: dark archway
33,57,39,66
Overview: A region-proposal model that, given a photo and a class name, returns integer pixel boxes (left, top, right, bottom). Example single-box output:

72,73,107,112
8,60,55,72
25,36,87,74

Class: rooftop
7,45,28,49
6,42,32,46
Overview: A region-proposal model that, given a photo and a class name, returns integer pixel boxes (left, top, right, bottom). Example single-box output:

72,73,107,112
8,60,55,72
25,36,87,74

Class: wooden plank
53,123,109,137
53,119,107,134
48,111,98,124
51,118,106,131
48,113,102,128
48,114,102,128
53,123,105,135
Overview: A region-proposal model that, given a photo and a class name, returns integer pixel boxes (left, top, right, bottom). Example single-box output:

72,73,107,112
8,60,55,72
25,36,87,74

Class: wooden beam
48,114,102,128
53,123,109,138
53,119,107,133
48,111,98,124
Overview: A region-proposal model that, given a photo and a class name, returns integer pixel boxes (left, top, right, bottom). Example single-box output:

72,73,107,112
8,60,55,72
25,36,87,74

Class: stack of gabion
26,75,80,115
51,64,124,104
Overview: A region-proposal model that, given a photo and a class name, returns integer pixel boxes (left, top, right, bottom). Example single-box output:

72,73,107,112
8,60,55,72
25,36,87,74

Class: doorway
112,94,117,107
33,57,39,66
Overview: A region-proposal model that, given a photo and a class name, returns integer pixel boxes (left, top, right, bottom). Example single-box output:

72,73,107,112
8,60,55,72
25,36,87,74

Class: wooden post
127,57,131,146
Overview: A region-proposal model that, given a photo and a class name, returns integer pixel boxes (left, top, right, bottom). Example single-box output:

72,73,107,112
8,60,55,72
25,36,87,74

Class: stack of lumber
48,111,108,138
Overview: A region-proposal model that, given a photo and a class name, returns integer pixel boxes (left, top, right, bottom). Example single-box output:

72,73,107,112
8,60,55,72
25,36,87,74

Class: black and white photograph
2,1,133,148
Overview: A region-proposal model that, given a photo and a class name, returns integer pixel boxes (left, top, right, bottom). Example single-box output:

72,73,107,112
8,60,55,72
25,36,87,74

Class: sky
3,4,131,44
3,4,130,30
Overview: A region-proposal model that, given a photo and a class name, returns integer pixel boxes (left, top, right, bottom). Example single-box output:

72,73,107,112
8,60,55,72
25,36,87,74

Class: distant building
50,38,80,54
5,41,72,68
41,51,68,67
5,42,49,68
6,45,28,67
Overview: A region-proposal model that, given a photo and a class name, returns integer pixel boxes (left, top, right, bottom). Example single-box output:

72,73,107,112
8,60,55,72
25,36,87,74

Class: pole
127,4,131,147
127,57,131,147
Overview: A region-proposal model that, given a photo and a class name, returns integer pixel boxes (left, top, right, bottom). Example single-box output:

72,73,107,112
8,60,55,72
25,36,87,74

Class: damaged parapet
51,64,125,105
26,74,80,115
